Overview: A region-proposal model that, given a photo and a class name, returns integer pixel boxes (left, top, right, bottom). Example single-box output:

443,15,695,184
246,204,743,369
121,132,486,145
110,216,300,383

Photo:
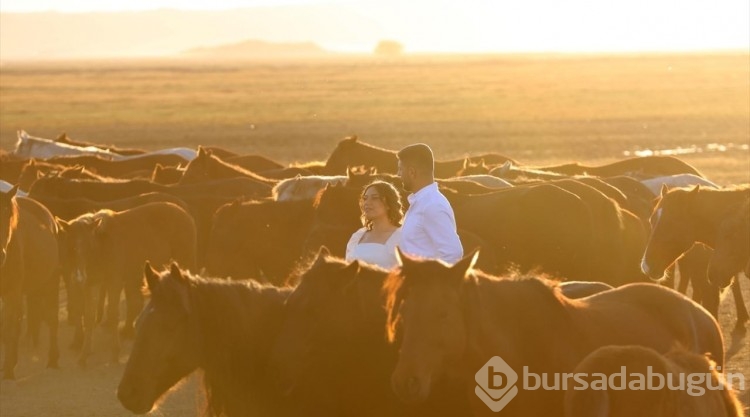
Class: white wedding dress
345,227,402,269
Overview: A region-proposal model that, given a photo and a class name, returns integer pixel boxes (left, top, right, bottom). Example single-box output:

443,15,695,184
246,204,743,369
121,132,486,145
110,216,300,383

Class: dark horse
117,262,292,416
384,249,724,417
270,248,613,417
0,185,60,379
270,248,472,417
179,146,277,187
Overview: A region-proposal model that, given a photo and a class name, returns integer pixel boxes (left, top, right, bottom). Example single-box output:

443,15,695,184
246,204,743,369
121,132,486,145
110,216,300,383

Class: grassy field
0,53,749,416
0,53,748,184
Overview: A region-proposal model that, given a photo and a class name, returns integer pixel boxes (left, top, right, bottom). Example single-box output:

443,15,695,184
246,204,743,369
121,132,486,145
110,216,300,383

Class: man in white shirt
397,143,463,264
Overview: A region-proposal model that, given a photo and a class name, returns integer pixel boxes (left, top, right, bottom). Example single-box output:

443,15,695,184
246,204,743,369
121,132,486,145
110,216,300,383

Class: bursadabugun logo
475,356,519,412
474,355,746,413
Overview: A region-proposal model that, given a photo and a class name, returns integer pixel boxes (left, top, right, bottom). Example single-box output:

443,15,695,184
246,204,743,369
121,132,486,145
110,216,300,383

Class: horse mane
384,266,572,343
198,150,275,184
154,268,291,417
338,135,395,154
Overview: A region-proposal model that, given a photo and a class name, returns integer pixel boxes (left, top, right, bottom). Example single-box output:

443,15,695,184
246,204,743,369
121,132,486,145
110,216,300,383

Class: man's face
398,160,416,192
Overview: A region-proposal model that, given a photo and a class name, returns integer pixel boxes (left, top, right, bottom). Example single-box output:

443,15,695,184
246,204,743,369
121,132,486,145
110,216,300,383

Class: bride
345,180,404,269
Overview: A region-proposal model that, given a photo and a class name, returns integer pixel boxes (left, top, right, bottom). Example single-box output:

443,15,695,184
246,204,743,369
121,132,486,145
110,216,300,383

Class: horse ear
660,184,669,197
395,246,417,269
480,158,487,168
144,262,160,293
318,245,331,258
499,161,512,174
690,185,700,194
55,217,69,231
339,260,360,293
346,166,354,179
452,249,479,280
463,158,470,170
170,262,187,281
28,158,36,167
197,146,208,157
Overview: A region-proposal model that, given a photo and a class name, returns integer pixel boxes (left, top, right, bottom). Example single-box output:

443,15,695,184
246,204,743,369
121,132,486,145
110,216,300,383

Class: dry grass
1,53,747,183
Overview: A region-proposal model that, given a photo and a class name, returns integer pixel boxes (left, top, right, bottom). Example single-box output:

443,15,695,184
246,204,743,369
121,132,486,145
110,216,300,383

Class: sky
1,0,748,54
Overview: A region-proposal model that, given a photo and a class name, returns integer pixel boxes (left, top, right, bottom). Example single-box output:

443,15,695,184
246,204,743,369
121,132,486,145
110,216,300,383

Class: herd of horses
1,131,748,416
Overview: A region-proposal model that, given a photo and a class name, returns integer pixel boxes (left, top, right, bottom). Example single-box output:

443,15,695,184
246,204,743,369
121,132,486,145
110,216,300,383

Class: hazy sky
1,0,748,53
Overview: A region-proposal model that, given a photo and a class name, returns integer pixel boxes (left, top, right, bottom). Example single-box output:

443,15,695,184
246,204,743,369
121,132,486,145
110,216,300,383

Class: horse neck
190,281,289,363
463,276,580,367
189,281,290,415
690,190,749,245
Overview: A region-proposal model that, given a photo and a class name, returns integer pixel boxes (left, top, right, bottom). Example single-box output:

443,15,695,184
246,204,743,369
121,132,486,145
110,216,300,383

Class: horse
564,345,745,417
641,184,750,332
323,136,516,177
270,248,472,417
641,173,719,196
535,156,705,179
272,174,347,201
179,146,277,186
13,130,121,160
117,262,292,417
709,197,750,287
57,202,197,367
0,185,60,379
54,132,146,156
150,163,185,185
207,197,316,284
384,249,724,417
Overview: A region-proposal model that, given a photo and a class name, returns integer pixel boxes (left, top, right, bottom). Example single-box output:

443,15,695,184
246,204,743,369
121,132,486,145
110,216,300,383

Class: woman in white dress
345,181,404,269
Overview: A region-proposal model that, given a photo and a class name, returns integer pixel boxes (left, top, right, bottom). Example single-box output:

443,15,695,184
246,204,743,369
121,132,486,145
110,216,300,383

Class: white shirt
399,182,463,264
345,227,402,269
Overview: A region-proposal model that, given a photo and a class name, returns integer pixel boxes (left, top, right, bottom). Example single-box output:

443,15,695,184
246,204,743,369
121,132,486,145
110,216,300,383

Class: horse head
117,262,199,414
641,185,701,280
385,248,478,404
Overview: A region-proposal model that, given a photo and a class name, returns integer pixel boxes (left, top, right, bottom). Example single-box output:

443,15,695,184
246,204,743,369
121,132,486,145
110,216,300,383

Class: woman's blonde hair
360,181,404,230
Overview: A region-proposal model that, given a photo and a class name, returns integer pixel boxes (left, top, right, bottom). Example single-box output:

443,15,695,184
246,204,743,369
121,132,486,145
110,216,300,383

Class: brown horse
641,186,750,332
207,197,316,284
564,345,745,417
270,249,610,417
57,202,197,366
118,262,292,417
323,136,516,177
709,197,750,288
537,156,704,179
0,186,60,379
384,249,724,417
179,146,277,186
270,248,472,417
150,163,185,185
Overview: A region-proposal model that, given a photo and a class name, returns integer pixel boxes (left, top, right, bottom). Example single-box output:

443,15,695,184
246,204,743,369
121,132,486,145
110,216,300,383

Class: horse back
582,283,724,366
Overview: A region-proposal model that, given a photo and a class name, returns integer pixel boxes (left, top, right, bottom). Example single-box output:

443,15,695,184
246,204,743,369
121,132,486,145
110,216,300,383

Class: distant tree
374,40,403,56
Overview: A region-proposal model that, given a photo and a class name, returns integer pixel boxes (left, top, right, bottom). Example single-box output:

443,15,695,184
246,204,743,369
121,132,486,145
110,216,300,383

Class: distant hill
183,39,329,59
0,7,380,60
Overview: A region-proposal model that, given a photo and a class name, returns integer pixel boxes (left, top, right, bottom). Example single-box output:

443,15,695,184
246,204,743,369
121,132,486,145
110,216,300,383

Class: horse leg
662,264,676,289
25,294,41,348
45,281,60,369
105,283,122,364
1,293,23,379
731,276,748,334
78,285,97,368
675,263,689,294
121,280,143,340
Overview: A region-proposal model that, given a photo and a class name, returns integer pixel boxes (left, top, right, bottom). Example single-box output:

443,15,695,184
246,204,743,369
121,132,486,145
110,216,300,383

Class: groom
396,143,463,265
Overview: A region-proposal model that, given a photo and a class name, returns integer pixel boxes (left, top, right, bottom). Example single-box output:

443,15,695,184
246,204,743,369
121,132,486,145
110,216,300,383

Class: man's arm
421,206,464,264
